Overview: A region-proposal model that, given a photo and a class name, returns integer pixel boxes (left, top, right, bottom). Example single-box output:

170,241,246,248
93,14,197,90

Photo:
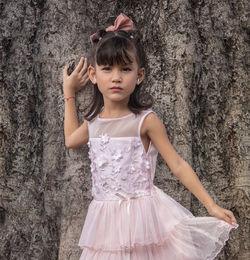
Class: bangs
96,36,135,66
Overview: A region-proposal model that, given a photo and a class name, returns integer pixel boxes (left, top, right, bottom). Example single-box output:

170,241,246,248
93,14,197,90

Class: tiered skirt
78,185,238,259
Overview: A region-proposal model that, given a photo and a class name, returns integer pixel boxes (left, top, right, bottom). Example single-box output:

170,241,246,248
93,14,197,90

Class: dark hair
85,29,153,121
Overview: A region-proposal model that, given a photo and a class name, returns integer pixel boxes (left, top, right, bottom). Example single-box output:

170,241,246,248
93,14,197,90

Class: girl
63,13,238,260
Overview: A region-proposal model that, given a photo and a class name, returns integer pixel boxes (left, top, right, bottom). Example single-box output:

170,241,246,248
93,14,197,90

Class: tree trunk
0,0,249,259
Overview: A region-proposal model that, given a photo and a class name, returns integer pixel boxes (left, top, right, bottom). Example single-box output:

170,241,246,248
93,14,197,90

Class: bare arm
63,57,89,148
141,113,237,226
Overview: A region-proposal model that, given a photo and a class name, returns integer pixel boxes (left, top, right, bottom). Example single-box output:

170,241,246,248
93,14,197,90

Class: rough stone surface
0,0,249,259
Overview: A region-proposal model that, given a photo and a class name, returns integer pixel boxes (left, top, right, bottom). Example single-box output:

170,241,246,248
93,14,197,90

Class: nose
111,68,122,82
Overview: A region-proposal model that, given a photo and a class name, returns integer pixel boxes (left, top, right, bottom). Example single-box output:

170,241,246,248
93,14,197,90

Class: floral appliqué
114,166,121,174
96,156,108,168
131,138,141,148
141,152,151,173
100,133,110,145
128,165,136,174
112,149,123,161
89,134,153,200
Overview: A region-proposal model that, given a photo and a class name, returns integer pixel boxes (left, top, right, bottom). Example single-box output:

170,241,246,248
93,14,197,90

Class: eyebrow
122,62,133,65
99,61,134,66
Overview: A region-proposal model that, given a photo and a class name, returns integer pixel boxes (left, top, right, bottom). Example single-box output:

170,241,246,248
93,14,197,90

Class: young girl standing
63,13,238,260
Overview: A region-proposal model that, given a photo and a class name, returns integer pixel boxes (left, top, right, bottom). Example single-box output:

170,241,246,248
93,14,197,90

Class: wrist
64,96,75,101
63,83,75,95
205,201,217,214
64,89,75,97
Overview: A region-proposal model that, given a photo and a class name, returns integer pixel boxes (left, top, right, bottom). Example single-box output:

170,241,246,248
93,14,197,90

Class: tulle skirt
78,185,238,260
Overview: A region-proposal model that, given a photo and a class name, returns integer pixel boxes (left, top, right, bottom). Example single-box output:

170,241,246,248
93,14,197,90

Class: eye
122,67,132,71
102,66,111,71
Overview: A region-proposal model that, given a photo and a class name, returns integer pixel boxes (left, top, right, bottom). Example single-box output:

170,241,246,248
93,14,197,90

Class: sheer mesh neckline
97,112,134,121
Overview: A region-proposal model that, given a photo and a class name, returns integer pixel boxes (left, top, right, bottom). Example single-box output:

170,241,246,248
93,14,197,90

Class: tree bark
0,0,249,259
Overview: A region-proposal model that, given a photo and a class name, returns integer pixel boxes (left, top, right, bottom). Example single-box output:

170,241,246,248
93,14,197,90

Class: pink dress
78,109,238,260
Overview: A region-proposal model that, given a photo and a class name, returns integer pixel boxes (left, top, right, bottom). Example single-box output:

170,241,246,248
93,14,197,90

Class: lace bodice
87,110,158,201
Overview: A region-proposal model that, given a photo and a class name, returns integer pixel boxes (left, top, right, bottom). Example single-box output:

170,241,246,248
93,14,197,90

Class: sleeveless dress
78,109,238,260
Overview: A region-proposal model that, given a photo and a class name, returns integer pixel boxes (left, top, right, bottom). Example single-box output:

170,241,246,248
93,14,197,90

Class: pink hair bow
90,13,134,43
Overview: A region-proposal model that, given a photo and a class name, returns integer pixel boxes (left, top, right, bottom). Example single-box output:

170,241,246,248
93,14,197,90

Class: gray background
0,0,249,259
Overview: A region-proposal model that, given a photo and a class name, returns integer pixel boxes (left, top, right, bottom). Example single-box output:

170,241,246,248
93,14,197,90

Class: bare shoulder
141,111,185,175
140,111,165,135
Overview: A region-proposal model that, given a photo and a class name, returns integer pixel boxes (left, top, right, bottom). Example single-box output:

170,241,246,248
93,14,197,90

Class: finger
63,65,69,79
76,57,84,72
82,77,90,86
82,72,89,82
223,211,237,226
79,77,89,87
80,57,88,75
225,210,237,223
222,214,232,225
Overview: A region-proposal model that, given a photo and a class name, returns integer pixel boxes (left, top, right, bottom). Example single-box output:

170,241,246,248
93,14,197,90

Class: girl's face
88,52,145,106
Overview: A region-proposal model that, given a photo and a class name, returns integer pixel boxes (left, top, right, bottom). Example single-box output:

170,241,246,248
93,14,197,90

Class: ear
88,65,96,84
137,67,145,85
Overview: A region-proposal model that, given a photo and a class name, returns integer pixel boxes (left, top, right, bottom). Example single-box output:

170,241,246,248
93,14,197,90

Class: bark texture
0,0,249,259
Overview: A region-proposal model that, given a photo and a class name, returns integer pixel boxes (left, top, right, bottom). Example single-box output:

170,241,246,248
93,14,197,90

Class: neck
100,99,131,118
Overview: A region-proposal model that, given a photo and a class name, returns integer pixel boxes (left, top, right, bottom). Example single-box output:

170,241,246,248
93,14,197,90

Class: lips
110,87,122,92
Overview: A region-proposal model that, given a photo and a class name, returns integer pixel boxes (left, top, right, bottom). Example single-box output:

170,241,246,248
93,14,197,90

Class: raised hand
207,204,238,227
63,57,89,95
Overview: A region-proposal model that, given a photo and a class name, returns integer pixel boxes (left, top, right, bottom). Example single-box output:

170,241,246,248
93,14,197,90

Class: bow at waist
115,192,142,215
